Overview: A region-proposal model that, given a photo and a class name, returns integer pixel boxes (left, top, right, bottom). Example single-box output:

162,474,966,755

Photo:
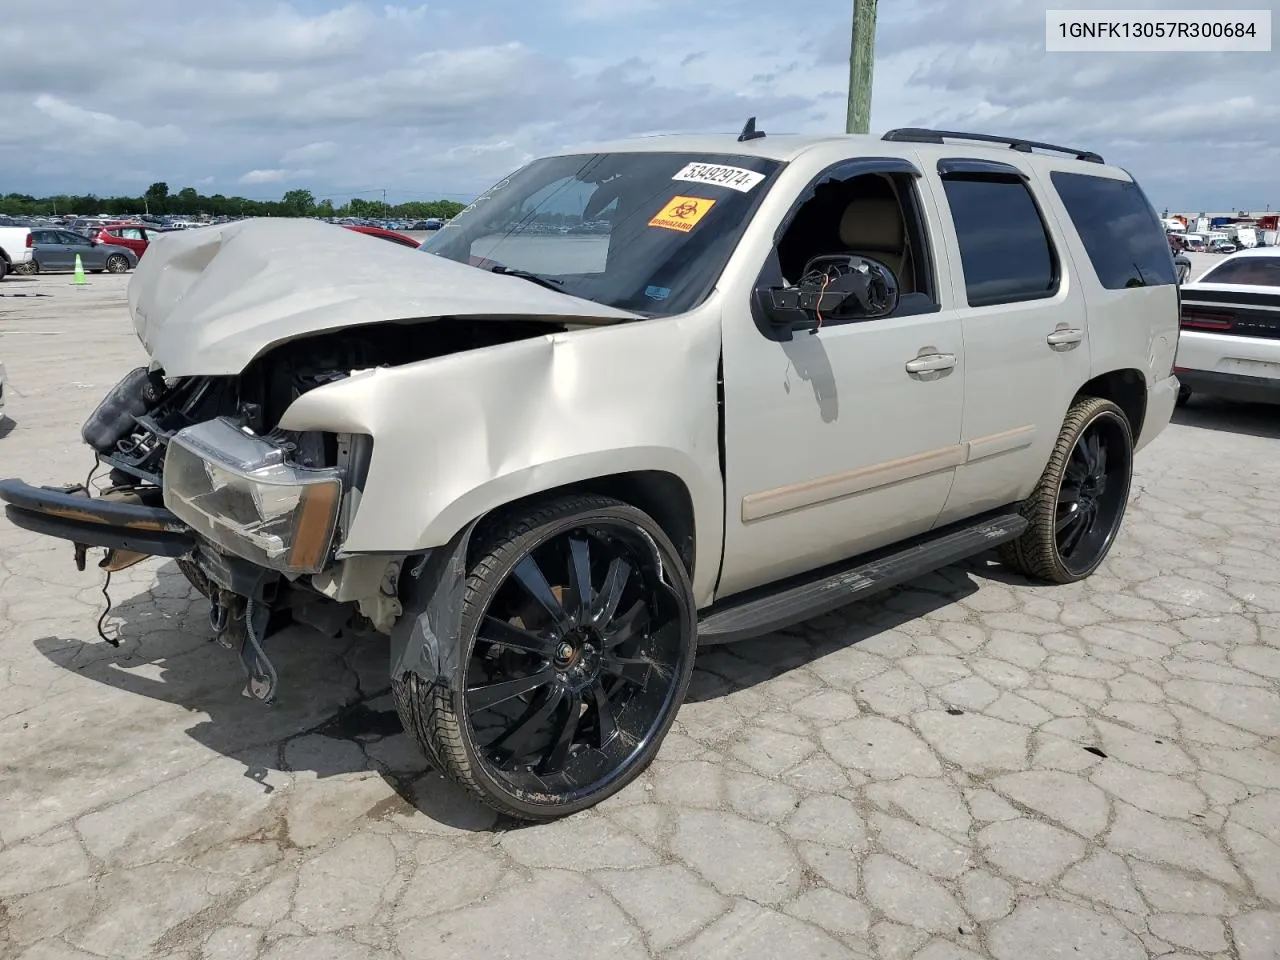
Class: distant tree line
0,182,467,220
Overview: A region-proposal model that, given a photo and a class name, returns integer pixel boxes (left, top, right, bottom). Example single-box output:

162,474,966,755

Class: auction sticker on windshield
672,162,765,193
649,196,716,233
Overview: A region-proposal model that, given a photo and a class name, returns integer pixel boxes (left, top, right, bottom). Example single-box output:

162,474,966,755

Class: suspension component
210,589,280,703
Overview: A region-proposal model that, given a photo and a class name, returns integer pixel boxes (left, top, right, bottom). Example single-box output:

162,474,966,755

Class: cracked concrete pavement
3,269,1280,959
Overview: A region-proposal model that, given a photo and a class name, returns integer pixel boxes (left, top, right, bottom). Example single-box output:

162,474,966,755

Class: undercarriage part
210,589,280,703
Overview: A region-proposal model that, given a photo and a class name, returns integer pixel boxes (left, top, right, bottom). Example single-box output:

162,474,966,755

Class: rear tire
105,255,129,273
999,397,1133,584
393,494,697,821
0,259,7,281
1176,384,1192,407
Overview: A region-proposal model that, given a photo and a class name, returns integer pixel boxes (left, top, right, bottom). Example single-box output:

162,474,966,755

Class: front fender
277,312,725,601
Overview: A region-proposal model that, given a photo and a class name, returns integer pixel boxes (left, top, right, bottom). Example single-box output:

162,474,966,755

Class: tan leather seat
838,197,914,292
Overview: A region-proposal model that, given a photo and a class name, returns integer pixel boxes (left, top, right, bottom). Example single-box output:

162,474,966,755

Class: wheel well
0,249,11,264
1076,369,1146,438
471,471,697,579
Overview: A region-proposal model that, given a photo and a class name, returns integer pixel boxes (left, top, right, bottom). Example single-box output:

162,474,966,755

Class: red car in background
342,224,420,248
90,223,164,259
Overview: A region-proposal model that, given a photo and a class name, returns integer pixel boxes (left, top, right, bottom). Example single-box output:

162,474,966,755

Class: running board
697,512,1027,644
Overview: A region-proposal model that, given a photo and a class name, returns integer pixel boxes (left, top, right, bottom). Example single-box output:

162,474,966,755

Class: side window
121,228,144,240
941,174,1058,307
59,232,84,245
1051,171,1177,288
769,169,938,321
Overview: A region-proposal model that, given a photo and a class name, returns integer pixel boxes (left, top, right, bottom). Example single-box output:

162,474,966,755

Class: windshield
420,151,782,315
1199,256,1280,288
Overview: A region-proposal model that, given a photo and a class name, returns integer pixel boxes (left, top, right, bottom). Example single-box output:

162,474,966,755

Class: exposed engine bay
85,317,568,490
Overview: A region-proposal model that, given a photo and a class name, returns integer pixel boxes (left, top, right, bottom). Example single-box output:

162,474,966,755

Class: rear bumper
0,478,195,557
1176,369,1280,405
1175,330,1280,404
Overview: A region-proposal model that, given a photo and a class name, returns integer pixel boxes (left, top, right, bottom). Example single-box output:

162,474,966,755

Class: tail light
1180,308,1234,331
25,232,33,248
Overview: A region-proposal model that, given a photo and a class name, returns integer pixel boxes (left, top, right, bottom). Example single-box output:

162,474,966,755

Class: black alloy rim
1055,413,1131,576
462,520,688,805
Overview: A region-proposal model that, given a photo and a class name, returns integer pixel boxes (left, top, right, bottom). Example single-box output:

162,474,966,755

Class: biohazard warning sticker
673,162,765,192
649,195,716,233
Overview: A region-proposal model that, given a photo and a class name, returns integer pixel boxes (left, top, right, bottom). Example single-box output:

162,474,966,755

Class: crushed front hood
127,218,640,377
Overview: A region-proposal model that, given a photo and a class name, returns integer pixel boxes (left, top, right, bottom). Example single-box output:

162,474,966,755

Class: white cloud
32,94,184,150
281,141,338,164
239,169,296,184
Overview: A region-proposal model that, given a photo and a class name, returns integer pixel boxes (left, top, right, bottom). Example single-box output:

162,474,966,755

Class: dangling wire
96,569,120,647
814,272,831,332
84,453,101,494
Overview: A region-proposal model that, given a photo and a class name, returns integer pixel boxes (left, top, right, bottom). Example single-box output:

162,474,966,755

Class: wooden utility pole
845,0,878,134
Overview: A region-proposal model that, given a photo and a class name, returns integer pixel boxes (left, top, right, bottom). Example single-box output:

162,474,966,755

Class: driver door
716,158,966,598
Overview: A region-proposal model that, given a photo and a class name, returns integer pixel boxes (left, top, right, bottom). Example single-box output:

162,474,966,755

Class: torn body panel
277,309,726,604
128,218,641,377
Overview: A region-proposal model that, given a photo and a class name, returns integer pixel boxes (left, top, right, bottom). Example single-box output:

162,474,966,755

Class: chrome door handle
905,353,956,380
1046,327,1084,351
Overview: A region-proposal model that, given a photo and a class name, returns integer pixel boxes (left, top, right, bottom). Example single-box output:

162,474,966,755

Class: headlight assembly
163,418,343,575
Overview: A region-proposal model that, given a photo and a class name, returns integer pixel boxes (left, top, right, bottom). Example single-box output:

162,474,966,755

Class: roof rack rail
881,128,1104,164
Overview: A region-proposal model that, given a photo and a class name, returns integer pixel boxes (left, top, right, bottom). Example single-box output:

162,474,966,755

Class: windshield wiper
487,264,565,291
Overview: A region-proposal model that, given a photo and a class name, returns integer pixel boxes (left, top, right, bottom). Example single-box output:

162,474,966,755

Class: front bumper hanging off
0,478,195,558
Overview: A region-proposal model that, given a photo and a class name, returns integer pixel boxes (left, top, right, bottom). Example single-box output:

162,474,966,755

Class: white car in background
1176,248,1280,406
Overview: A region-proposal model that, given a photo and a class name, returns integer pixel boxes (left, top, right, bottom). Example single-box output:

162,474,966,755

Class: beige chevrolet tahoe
0,124,1181,820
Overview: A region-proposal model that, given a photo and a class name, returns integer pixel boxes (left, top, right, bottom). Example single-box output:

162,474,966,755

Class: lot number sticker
649,196,717,233
672,162,765,193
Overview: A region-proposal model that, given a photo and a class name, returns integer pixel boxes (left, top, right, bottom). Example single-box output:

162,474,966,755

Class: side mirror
756,255,900,338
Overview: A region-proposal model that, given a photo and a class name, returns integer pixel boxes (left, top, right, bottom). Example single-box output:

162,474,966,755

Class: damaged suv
1,125,1180,820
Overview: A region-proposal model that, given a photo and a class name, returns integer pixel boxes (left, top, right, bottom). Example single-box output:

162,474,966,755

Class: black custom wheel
394,494,697,820
1000,397,1134,584
105,254,130,273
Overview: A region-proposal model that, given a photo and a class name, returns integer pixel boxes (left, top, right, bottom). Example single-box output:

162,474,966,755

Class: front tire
1000,397,1134,584
105,255,129,273
394,494,697,821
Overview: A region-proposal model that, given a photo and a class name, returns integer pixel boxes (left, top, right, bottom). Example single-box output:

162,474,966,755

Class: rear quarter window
1051,171,1177,289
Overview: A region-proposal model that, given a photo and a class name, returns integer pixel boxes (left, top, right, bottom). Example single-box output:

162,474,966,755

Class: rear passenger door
923,159,1092,525
31,230,63,269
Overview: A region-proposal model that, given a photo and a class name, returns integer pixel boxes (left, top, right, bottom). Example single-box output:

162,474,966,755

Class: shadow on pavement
29,552,985,826
31,559,499,832
0,416,15,439
1173,397,1280,440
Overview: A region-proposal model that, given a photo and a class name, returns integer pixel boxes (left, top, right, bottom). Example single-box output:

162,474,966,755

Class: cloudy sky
1,0,1276,211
